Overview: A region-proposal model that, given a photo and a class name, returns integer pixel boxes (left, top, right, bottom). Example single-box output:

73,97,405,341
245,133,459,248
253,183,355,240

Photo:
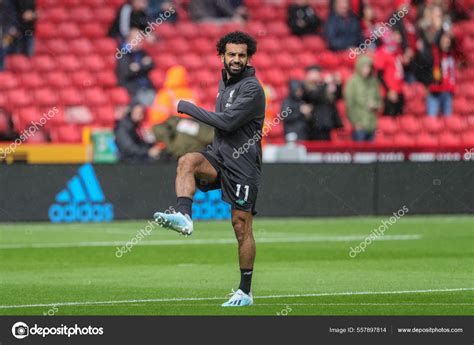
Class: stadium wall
0,162,472,222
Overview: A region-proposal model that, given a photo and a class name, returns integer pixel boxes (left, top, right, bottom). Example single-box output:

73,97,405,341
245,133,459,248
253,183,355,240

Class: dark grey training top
177,66,266,183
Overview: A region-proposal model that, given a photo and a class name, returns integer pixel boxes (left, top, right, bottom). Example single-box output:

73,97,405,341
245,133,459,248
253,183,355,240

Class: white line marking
0,287,471,309
116,303,474,307
0,234,422,249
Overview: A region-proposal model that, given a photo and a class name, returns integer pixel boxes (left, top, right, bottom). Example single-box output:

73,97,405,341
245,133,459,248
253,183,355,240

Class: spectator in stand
12,0,36,56
389,0,417,82
188,0,246,23
0,107,17,141
345,55,382,141
374,28,406,116
281,80,311,140
114,102,160,163
116,27,155,105
109,0,150,41
302,66,343,141
147,0,178,22
415,31,455,116
0,0,18,70
360,4,376,52
287,0,321,36
147,65,213,159
324,0,363,51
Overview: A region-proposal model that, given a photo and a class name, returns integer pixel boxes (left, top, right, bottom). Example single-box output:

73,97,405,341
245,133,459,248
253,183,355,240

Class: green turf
0,216,473,315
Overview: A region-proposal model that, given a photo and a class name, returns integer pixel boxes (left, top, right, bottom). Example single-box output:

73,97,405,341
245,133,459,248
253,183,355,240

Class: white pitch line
0,287,471,310
0,234,422,250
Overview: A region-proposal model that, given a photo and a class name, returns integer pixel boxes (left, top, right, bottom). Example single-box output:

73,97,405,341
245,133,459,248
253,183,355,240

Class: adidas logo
48,164,114,223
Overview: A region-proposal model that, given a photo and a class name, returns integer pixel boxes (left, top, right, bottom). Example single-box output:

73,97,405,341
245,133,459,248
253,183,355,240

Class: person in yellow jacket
147,65,213,159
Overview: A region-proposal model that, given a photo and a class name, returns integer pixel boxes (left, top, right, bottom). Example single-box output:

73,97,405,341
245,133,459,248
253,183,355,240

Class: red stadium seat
92,37,117,55
50,124,83,143
96,71,117,88
421,117,444,134
33,88,59,107
16,106,41,131
56,55,81,72
84,87,109,106
461,130,474,145
393,133,415,146
416,133,438,146
59,87,84,106
20,72,45,89
378,117,399,135
46,71,71,88
70,70,96,88
80,23,105,38
0,72,18,90
69,6,94,23
57,22,81,39
399,116,421,135
7,89,31,108
439,132,462,146
82,54,105,71
109,87,130,106
45,39,70,54
94,6,116,24
5,54,31,72
69,39,94,55
94,106,117,126
36,22,56,39
32,55,56,72
444,116,466,133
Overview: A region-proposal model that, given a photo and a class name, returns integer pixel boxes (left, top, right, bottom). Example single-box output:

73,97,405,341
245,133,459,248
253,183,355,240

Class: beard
224,59,247,77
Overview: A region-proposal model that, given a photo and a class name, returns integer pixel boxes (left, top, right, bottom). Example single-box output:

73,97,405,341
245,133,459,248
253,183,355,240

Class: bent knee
177,153,199,174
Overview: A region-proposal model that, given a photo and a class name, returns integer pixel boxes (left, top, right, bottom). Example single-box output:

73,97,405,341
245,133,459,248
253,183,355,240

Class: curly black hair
216,31,257,57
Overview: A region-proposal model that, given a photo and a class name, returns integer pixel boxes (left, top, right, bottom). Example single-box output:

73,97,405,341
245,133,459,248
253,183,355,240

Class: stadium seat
70,70,96,88
59,87,84,106
46,71,71,88
416,133,438,146
92,37,117,55
45,39,70,54
84,87,109,107
16,106,41,131
32,55,56,72
94,105,117,126
57,22,81,39
399,116,421,135
7,89,31,108
0,72,18,90
69,39,94,55
56,55,81,72
109,87,130,106
69,6,94,23
393,133,415,146
80,23,105,38
461,130,474,145
96,71,117,88
82,54,105,71
33,88,59,107
21,72,45,89
378,117,399,135
5,54,31,72
422,117,444,134
50,124,83,143
439,132,462,146
444,116,466,133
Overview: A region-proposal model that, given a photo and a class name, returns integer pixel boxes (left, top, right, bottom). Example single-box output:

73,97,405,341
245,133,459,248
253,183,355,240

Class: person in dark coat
109,0,149,40
287,0,321,36
114,103,160,163
302,66,343,141
281,80,311,140
12,0,36,56
324,0,363,51
116,27,155,105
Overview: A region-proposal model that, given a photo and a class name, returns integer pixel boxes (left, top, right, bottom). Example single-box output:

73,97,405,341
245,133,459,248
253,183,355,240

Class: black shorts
196,150,258,215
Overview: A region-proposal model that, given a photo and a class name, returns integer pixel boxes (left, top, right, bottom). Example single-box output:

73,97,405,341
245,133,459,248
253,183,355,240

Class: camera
14,325,29,337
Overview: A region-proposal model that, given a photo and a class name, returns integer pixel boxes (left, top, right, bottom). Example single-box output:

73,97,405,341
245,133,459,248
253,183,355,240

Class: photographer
302,66,343,141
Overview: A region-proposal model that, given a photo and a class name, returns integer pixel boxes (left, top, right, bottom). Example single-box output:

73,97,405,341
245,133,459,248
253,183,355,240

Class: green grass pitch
0,216,473,315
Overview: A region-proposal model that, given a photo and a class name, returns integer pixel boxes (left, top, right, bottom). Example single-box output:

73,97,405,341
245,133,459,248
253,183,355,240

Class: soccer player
154,31,266,307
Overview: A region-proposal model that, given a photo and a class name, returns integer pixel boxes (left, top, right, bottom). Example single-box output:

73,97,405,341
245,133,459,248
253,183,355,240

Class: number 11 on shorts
236,184,249,201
